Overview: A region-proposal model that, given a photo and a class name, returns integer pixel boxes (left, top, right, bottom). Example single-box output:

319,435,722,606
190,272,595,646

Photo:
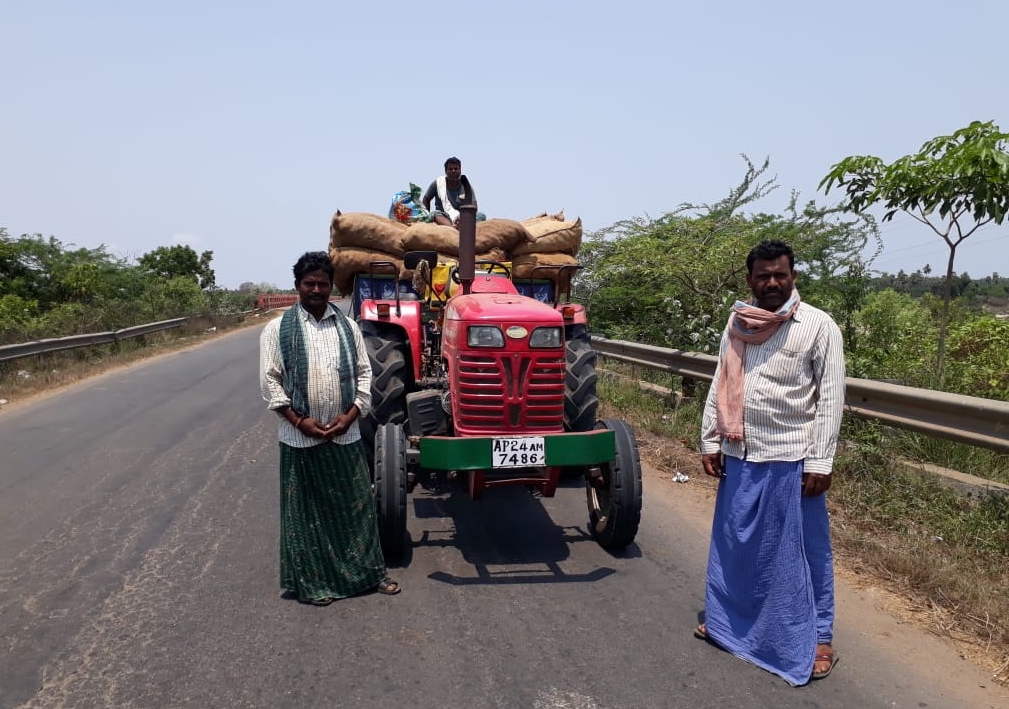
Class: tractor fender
557,301,589,326
359,300,424,382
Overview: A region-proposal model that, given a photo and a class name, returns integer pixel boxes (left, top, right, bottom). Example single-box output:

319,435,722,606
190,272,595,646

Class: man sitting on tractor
422,156,485,228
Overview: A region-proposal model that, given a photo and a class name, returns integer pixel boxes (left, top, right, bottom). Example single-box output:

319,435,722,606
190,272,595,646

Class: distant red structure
255,294,345,310
255,293,300,310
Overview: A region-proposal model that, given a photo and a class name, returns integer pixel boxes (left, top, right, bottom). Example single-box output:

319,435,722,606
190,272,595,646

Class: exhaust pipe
457,175,477,294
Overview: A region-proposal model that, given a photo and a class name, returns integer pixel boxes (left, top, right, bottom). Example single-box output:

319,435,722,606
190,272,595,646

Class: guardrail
4,325,1006,453
591,336,1009,454
0,306,310,367
0,318,188,364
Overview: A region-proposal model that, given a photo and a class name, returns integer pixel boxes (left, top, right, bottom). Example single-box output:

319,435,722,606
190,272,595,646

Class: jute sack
476,248,508,263
330,212,408,256
510,252,580,282
401,222,461,256
330,246,405,295
511,216,582,256
518,211,566,238
474,219,535,253
520,211,565,227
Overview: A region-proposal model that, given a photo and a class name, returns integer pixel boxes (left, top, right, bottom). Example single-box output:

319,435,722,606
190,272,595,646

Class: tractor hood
445,293,562,324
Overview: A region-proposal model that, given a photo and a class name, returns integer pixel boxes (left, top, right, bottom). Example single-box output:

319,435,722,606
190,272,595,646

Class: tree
820,120,1009,385
578,156,879,353
138,275,207,319
138,245,216,290
0,229,128,307
237,281,280,293
576,157,781,351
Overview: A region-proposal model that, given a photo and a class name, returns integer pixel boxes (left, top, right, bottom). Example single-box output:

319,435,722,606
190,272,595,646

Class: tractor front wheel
586,419,642,551
374,422,408,560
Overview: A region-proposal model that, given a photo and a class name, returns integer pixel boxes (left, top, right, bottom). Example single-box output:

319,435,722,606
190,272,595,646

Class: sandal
300,596,334,606
693,623,709,641
376,576,401,595
811,645,839,680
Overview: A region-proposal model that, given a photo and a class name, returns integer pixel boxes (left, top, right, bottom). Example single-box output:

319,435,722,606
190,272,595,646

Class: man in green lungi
260,251,401,605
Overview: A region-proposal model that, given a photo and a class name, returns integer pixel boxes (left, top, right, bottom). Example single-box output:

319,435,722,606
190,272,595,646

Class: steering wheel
451,260,512,284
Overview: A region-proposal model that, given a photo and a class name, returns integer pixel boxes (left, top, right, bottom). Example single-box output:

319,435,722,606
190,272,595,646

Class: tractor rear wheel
586,419,642,550
374,423,408,560
564,324,599,433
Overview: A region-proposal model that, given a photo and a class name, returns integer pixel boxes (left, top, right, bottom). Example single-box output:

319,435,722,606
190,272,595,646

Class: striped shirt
259,304,372,448
700,301,846,474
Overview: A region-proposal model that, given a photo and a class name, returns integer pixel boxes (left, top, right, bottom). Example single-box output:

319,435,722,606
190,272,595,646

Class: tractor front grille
453,352,565,435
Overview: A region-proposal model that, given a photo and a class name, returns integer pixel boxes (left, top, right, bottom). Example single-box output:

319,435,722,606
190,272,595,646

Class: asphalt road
0,323,1001,709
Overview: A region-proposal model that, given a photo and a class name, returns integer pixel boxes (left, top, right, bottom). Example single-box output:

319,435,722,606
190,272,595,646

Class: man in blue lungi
698,239,845,685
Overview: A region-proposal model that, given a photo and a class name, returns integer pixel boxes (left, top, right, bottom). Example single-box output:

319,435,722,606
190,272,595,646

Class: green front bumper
418,429,616,471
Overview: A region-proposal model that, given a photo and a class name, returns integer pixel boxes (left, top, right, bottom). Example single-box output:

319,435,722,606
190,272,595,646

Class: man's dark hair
293,251,334,284
746,239,795,274
444,156,461,168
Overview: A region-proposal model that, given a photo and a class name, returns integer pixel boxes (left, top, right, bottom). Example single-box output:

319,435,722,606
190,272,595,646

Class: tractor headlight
529,326,562,348
467,325,504,348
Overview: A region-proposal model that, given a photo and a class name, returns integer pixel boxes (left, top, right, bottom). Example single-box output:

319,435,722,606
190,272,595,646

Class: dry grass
828,443,1009,684
597,371,1009,687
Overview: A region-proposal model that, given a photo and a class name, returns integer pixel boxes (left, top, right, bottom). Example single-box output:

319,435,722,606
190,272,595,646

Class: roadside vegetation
0,230,292,404
0,230,290,346
822,120,1009,387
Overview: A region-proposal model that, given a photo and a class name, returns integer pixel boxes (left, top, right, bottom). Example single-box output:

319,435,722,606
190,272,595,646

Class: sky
2,1,1007,289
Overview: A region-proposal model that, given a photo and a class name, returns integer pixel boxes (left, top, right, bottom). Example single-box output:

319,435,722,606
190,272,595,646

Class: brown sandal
811,646,839,680
376,576,401,595
300,596,333,606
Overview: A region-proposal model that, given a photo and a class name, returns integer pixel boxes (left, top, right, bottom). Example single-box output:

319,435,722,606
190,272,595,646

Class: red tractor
348,184,642,559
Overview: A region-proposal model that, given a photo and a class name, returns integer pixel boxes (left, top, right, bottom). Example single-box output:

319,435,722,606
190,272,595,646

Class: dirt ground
633,428,1009,700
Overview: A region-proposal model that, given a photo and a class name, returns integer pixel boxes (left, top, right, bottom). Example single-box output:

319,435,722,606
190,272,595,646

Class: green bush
0,295,40,341
850,289,937,385
944,316,1009,399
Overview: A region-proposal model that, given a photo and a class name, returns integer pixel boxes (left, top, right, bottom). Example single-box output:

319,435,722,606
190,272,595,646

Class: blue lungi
703,456,834,686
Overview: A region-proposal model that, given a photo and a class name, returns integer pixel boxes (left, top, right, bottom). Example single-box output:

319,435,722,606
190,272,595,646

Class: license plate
491,436,546,468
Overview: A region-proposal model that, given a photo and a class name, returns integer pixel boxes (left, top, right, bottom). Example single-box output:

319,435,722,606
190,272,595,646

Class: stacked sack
511,211,582,283
329,211,410,295
329,209,583,294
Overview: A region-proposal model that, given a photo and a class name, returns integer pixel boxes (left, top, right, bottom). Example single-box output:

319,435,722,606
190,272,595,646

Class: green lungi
279,441,386,601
